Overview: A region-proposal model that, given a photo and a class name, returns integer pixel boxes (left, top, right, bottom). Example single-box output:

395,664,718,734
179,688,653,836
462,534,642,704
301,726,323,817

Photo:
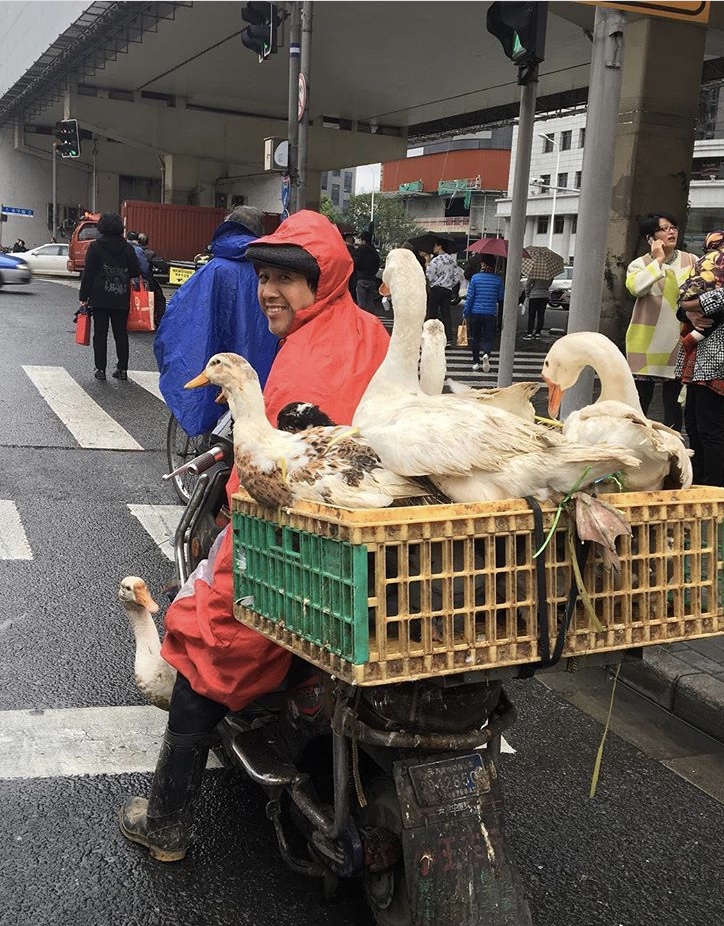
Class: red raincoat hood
250,210,353,336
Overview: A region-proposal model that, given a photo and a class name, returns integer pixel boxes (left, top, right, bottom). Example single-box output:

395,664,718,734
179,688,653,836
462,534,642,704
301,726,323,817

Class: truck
68,202,280,282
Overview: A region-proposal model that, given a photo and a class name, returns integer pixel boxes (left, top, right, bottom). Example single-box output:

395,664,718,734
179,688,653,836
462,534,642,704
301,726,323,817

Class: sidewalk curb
617,646,724,743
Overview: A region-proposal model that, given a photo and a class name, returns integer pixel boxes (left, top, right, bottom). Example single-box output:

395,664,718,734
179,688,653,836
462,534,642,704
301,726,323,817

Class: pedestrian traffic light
241,2,279,61
486,2,547,85
54,119,81,158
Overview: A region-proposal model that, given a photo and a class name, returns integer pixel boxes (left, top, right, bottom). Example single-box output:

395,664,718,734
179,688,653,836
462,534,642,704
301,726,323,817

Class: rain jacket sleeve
154,238,278,437
160,211,390,711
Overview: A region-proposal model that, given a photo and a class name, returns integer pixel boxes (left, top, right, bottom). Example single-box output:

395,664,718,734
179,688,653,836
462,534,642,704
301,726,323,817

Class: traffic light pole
496,71,538,388
295,1,312,211
52,143,58,241
562,6,625,417
286,2,301,213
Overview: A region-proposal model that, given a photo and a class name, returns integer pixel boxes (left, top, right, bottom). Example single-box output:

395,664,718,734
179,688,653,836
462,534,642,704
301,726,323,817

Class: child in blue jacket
463,258,504,373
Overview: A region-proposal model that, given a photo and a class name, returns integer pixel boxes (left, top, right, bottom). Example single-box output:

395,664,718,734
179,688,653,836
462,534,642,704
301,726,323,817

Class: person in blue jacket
154,206,278,437
463,257,504,374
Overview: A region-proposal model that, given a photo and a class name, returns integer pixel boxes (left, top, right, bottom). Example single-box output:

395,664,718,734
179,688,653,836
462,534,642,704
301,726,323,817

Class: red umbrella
467,238,529,258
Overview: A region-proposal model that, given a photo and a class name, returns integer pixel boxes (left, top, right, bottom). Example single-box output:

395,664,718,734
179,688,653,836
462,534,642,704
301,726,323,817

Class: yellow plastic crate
231,487,724,686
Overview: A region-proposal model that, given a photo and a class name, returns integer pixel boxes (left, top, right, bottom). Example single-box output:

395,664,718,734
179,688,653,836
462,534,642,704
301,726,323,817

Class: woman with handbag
79,212,141,381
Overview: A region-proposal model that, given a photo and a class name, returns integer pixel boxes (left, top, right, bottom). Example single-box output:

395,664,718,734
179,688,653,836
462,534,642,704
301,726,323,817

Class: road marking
127,369,164,402
127,503,182,561
23,365,143,450
0,501,33,560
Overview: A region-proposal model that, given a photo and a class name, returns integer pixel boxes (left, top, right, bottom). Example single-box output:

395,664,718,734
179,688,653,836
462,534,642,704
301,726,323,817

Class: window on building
542,134,554,153
332,169,341,177
572,215,578,234
537,215,549,235
321,171,328,188
331,185,340,206
553,215,565,234
557,172,568,190
560,130,572,151
579,128,586,148
539,174,551,192
575,171,582,189
343,172,353,193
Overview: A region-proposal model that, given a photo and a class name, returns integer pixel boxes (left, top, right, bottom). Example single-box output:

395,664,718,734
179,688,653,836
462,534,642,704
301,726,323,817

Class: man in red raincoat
120,211,390,862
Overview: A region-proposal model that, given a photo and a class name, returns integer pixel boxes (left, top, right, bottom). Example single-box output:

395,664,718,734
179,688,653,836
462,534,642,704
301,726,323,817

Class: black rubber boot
119,728,210,862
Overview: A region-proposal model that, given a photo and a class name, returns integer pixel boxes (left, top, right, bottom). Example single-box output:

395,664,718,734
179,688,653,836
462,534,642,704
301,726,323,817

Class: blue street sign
0,206,34,216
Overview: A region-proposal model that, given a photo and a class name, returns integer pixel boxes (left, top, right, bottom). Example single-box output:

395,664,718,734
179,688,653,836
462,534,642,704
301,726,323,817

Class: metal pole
286,2,301,212
562,6,626,416
548,139,560,250
296,1,313,211
497,73,538,388
91,138,97,212
52,143,58,240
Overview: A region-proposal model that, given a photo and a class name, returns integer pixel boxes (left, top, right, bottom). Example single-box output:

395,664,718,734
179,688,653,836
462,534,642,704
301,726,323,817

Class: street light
539,132,560,250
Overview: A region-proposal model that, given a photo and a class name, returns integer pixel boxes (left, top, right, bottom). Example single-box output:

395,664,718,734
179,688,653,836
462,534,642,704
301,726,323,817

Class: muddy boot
119,728,210,862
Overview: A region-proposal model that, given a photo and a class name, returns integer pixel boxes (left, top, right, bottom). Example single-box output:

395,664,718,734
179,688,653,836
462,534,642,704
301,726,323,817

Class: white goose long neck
575,335,643,411
126,603,161,656
372,271,427,392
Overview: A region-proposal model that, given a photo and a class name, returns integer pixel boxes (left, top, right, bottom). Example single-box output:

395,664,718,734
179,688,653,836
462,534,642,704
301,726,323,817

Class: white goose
542,332,693,491
185,353,439,509
118,577,175,710
353,249,639,503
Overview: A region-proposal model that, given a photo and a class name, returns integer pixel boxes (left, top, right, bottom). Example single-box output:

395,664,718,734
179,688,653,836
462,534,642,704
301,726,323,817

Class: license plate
169,266,195,285
409,754,490,807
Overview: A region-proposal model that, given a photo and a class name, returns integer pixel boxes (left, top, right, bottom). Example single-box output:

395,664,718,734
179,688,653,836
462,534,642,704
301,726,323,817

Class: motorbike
165,417,535,926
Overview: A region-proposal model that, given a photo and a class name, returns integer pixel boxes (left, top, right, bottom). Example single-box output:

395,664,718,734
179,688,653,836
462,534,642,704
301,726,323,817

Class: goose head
541,331,641,417
118,576,159,614
185,352,263,411
380,248,427,322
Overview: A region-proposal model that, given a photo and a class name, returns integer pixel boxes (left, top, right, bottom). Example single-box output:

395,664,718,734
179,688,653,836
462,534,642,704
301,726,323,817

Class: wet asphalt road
1,280,723,926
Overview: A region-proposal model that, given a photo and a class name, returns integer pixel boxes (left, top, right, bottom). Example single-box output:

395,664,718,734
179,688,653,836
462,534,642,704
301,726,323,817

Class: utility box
264,136,288,171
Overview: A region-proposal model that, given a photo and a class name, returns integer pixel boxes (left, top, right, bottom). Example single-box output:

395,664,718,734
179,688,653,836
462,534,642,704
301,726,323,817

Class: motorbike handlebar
163,443,231,482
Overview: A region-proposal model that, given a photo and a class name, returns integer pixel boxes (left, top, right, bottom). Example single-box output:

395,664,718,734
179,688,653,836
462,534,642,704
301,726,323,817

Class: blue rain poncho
154,221,278,436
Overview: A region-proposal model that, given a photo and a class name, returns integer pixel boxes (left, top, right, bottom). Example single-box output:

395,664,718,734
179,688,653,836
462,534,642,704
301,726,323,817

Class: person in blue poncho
154,206,278,436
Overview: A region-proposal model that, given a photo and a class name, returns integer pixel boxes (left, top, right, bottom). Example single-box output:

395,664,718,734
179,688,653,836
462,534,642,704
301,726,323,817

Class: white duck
445,379,541,423
185,352,439,509
118,577,175,711
353,249,639,503
541,332,693,491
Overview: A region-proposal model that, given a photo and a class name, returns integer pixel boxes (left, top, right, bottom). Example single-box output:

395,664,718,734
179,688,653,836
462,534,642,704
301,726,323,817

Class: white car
548,266,574,307
20,243,71,276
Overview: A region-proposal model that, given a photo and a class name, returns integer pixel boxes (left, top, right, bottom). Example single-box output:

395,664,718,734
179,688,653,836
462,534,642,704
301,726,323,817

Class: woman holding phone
624,212,697,431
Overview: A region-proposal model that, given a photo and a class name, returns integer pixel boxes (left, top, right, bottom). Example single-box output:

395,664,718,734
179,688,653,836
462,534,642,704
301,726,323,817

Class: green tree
341,193,424,259
319,195,343,225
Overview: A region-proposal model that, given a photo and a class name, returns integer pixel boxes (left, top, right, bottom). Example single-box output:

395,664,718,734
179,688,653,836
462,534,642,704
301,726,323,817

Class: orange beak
134,582,159,615
184,371,210,389
379,282,390,297
544,377,563,418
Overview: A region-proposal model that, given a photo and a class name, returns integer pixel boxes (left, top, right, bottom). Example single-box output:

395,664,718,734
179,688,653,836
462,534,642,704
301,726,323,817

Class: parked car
0,252,32,287
20,243,71,276
548,265,574,307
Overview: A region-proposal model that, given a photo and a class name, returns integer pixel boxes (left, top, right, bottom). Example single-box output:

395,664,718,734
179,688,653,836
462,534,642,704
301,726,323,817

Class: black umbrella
407,232,463,254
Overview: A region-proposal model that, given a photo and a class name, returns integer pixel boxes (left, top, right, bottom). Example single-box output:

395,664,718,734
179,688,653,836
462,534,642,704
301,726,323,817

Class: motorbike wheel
165,414,211,504
362,778,411,926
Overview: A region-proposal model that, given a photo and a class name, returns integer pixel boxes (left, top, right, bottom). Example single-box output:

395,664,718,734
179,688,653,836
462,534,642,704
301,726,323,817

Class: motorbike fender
392,752,531,926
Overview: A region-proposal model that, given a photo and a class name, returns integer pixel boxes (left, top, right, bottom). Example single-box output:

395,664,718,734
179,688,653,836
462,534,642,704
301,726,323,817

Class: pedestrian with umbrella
521,245,564,340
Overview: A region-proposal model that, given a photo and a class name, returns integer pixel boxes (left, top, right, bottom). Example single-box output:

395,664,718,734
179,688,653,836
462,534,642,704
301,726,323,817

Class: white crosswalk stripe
23,365,143,450
127,504,183,561
0,500,33,560
127,369,164,402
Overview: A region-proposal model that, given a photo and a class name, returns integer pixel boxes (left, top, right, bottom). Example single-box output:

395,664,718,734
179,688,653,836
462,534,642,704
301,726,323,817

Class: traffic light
54,119,81,158
486,2,547,85
241,2,279,61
